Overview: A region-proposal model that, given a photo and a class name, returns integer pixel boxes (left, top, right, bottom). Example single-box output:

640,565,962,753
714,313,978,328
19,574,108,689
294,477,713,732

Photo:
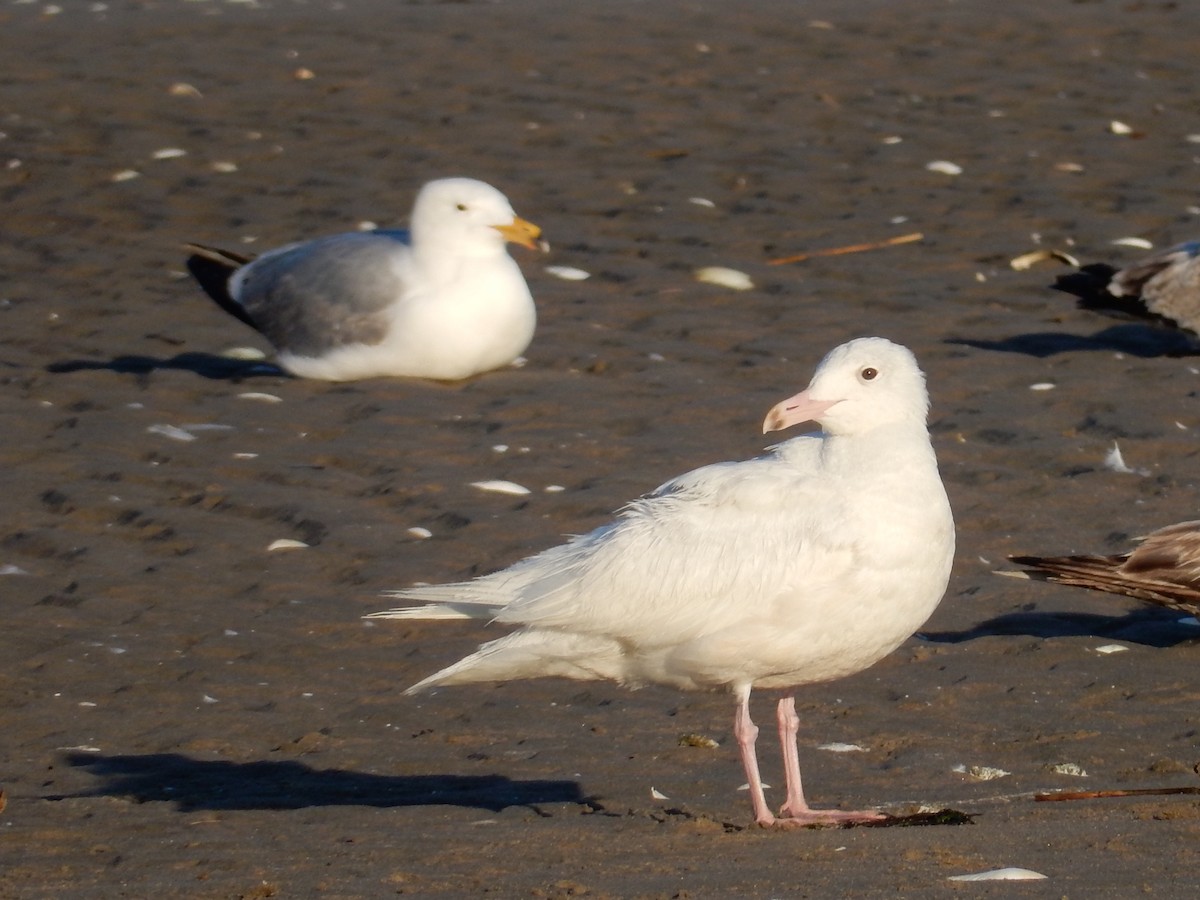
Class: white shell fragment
544,265,591,281
168,82,203,98
694,267,754,291
151,147,187,160
111,169,140,182
817,742,867,753
267,539,309,552
1109,120,1135,135
147,424,197,442
1009,248,1080,270
1094,643,1129,654
237,392,283,403
969,765,1011,781
949,868,1047,882
470,480,532,496
222,346,269,361
1111,236,1154,250
1029,382,1055,391
925,160,963,175
953,764,1011,780
650,787,670,800
406,527,433,540
1050,762,1088,777
688,197,716,208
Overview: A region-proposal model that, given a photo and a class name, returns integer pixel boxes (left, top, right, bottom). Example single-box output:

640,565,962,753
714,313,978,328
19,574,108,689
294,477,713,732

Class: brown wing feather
1009,521,1200,614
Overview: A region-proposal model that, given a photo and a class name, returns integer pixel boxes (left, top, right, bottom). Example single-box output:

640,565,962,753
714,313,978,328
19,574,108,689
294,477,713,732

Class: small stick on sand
1035,786,1200,802
767,232,924,266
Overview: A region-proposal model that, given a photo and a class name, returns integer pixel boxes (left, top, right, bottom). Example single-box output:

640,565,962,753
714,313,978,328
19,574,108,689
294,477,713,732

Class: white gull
369,337,956,827
186,177,542,381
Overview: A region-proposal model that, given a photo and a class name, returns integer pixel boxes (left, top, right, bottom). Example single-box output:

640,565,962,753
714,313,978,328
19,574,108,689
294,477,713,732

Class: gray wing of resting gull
1005,520,1200,614
185,177,543,382
187,233,411,353
1054,240,1200,335
368,336,956,828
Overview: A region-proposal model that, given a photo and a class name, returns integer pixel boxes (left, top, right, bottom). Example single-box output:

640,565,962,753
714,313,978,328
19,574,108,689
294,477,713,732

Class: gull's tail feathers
369,581,513,622
366,602,497,622
402,631,626,695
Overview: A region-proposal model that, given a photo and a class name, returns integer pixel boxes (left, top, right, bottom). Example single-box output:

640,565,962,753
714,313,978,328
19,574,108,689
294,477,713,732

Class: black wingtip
1051,263,1173,325
184,246,260,331
1050,263,1117,300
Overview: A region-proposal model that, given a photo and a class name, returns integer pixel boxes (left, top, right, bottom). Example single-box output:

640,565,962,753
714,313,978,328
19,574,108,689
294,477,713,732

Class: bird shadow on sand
46,353,285,381
921,608,1200,648
52,752,585,813
946,324,1196,358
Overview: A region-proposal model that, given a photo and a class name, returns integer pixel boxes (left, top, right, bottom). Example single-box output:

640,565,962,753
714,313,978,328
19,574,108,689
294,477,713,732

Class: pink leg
774,695,885,826
733,685,777,826
776,695,809,817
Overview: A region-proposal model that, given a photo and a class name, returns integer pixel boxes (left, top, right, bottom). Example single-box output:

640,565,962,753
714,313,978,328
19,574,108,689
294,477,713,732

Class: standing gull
369,337,956,827
186,177,543,381
1006,521,1200,614
1054,240,1200,337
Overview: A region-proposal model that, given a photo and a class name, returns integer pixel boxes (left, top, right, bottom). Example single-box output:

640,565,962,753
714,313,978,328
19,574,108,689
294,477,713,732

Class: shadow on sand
921,608,1200,648
947,323,1196,358
54,752,585,813
46,353,284,381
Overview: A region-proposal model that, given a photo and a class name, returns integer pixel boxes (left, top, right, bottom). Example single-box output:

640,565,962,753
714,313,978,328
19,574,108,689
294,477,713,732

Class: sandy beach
3,0,1200,895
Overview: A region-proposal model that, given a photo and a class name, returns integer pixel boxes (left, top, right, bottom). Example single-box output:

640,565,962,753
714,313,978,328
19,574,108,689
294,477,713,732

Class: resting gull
186,177,542,381
369,337,956,827
1006,521,1200,615
1054,240,1200,337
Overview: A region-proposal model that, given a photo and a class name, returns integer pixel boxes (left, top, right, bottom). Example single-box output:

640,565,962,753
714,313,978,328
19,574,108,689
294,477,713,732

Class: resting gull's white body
186,177,542,381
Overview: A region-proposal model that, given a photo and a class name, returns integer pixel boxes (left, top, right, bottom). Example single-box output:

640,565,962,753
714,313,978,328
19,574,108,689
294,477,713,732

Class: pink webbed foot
735,689,890,829
767,694,887,828
768,804,887,829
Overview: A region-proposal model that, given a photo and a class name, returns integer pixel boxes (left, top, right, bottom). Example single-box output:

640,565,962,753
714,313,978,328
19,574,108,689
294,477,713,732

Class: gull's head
411,177,542,253
763,337,930,437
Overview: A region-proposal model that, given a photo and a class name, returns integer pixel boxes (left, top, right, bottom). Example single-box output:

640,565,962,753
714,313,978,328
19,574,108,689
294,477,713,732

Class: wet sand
3,0,1200,895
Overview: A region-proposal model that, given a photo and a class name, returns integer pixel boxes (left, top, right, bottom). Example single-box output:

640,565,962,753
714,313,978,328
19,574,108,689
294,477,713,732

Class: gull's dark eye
456,203,468,211
861,367,878,381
